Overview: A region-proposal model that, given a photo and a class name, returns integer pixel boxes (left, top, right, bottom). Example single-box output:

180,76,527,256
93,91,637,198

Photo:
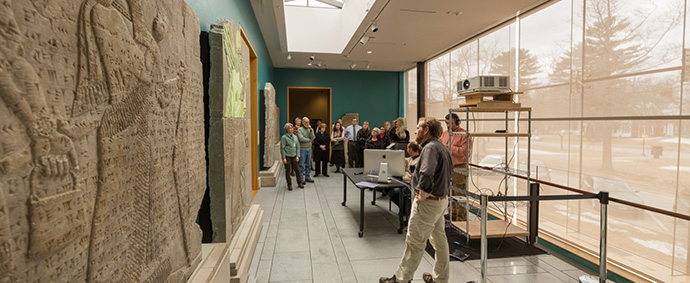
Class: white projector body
457,76,511,94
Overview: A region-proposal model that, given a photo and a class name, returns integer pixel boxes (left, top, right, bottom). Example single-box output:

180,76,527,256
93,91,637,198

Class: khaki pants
395,197,449,283
450,164,467,221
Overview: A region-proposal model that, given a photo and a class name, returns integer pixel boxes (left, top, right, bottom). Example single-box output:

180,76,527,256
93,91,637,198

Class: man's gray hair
284,123,294,132
302,116,309,121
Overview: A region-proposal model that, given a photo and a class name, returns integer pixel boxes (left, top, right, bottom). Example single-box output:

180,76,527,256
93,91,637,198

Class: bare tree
491,48,542,90
549,0,682,170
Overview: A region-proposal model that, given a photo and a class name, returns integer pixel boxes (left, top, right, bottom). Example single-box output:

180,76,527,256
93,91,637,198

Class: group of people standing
280,113,473,283
280,116,411,190
343,117,411,168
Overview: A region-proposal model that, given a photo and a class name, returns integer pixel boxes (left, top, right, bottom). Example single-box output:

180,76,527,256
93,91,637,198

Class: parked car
474,154,507,180
477,154,504,169
582,176,644,218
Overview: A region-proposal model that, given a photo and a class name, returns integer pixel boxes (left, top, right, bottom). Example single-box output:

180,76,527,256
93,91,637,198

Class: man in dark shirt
355,121,370,168
380,117,452,283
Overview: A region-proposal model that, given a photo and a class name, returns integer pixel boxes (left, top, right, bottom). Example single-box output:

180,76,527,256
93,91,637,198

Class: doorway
239,27,259,194
288,87,332,132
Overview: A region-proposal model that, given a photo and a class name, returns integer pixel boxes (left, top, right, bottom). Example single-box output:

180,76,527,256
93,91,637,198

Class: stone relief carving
208,19,252,243
263,82,281,167
223,21,248,118
0,0,205,282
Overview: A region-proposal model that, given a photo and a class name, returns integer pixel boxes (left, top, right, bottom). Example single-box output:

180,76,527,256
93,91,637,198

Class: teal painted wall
186,0,274,87
186,0,273,168
273,68,404,130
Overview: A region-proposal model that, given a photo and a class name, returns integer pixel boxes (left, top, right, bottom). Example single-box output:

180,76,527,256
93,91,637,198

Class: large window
412,0,690,281
406,68,417,141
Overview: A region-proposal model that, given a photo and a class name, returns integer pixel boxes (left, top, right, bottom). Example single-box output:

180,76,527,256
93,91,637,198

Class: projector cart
446,95,532,243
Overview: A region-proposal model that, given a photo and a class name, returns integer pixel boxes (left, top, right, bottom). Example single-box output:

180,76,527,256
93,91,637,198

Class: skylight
283,0,368,54
284,0,344,9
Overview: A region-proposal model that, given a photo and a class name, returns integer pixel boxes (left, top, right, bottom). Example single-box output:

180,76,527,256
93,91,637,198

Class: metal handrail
468,187,611,283
467,163,690,222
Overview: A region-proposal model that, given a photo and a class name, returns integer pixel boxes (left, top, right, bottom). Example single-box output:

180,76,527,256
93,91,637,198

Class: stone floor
247,166,595,283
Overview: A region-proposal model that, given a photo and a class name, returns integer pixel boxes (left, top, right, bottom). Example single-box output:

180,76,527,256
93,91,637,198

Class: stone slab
207,19,252,243
0,1,205,281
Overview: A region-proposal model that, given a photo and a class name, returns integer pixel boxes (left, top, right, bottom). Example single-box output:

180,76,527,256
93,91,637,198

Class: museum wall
273,68,405,130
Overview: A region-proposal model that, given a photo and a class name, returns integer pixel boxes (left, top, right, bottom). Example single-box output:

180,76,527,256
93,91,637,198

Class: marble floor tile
350,257,434,283
306,212,330,239
563,268,595,280
260,236,276,260
252,260,271,283
449,261,484,282
468,256,536,269
540,255,583,271
309,237,337,263
247,170,591,283
486,265,546,275
269,251,311,282
274,227,310,253
312,261,343,283
487,272,565,283
340,234,407,261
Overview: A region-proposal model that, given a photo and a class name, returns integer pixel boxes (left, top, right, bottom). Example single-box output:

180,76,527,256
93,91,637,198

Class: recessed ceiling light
307,62,312,66
367,51,373,54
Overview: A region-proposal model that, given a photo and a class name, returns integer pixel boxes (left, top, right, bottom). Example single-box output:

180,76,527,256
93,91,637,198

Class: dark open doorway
288,87,332,133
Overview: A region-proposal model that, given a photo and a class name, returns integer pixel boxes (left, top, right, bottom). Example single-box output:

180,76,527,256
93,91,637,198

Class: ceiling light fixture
366,62,371,69
287,54,292,60
359,36,369,45
309,55,315,60
371,24,378,32
316,61,322,67
307,62,312,66
350,63,357,69
366,50,373,54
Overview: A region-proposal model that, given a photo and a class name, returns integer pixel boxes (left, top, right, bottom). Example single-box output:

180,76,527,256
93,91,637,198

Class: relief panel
207,19,252,243
0,0,205,281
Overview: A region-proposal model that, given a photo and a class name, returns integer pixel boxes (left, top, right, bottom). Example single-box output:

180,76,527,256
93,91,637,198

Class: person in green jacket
281,123,303,190
297,117,316,183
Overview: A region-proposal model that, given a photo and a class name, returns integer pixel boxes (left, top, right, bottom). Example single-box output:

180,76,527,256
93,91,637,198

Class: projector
457,76,511,94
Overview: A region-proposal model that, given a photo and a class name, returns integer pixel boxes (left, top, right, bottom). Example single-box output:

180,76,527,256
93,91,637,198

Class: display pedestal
260,160,282,187
188,205,264,283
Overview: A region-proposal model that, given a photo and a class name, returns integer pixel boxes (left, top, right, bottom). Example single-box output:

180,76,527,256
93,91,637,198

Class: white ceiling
250,0,551,71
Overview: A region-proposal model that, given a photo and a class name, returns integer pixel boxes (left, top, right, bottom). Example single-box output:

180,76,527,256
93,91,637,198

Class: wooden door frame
286,87,332,133
239,26,258,193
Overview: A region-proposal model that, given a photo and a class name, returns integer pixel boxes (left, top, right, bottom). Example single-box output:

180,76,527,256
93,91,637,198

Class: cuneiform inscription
0,0,205,282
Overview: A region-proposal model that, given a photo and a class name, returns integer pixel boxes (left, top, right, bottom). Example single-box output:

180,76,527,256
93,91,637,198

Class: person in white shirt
343,118,362,168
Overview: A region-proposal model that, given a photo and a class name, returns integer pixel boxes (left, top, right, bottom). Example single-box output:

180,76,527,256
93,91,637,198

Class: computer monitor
363,149,405,177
